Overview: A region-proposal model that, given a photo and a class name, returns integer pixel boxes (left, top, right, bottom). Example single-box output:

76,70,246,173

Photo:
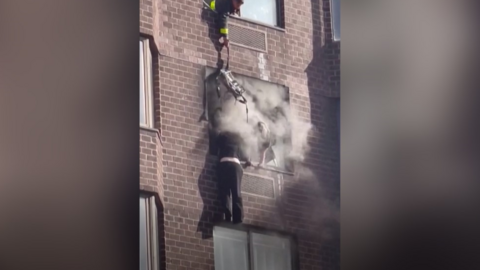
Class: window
204,67,292,172
240,0,281,27
140,37,154,127
331,0,340,41
214,226,293,270
222,73,291,171
140,195,159,270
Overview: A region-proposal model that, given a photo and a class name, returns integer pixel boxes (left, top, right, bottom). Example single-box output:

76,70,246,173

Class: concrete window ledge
140,126,163,146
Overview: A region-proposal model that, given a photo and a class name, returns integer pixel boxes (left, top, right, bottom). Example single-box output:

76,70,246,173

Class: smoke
214,75,313,165
210,72,339,241
289,163,340,240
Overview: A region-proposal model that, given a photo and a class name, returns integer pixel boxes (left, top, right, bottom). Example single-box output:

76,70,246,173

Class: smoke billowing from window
213,74,313,167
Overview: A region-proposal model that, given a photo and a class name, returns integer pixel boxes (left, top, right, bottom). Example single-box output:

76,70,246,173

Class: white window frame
330,0,340,41
140,37,154,128
239,0,281,27
213,226,294,270
140,194,159,270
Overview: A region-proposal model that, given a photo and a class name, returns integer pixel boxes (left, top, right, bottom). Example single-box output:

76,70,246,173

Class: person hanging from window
216,129,251,224
208,0,244,48
255,121,277,167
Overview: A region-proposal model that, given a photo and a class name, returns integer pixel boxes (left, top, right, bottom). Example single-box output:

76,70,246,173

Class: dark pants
217,161,244,223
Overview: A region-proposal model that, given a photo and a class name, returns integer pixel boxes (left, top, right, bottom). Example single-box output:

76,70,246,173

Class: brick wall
141,0,161,49
140,128,163,195
141,0,340,269
141,0,164,197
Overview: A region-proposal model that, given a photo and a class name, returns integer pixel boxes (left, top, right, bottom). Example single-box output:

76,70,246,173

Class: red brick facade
140,0,340,269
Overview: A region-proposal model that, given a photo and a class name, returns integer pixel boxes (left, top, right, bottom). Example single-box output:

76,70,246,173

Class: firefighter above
208,0,244,48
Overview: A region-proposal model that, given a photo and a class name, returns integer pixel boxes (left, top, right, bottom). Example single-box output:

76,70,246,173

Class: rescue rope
219,45,249,123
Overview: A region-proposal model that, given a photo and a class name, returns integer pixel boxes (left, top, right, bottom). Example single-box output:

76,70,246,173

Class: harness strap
225,45,230,70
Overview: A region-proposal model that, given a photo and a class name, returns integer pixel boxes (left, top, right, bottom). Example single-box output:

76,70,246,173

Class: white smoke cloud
214,75,313,165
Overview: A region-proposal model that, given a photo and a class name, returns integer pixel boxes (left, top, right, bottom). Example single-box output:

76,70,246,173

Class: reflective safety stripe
220,28,228,34
210,0,215,11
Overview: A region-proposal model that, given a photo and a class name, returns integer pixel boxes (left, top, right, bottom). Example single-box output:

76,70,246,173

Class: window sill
229,15,285,32
247,165,294,176
214,220,294,237
140,125,163,145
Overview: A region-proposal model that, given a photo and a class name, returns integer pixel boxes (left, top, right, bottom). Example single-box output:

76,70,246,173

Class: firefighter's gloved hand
221,36,229,48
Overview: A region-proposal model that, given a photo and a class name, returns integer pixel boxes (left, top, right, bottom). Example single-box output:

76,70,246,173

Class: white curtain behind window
241,0,277,26
214,227,249,270
149,196,159,270
140,195,159,270
251,233,291,270
140,40,146,125
139,196,148,270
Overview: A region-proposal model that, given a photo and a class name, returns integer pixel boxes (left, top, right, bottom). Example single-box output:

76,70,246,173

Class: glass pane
140,40,146,125
149,197,159,270
241,0,277,26
251,233,291,270
148,48,154,127
331,0,340,40
139,197,148,270
213,227,249,270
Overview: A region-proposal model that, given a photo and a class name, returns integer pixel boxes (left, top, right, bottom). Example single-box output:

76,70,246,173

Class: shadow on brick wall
304,0,340,202
154,195,167,270
305,0,340,98
299,0,340,268
195,124,223,239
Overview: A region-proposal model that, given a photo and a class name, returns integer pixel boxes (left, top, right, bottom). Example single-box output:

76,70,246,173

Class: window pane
213,227,249,270
140,40,146,125
140,197,148,270
241,0,277,26
251,233,291,270
331,0,340,40
147,47,154,128
149,197,159,270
